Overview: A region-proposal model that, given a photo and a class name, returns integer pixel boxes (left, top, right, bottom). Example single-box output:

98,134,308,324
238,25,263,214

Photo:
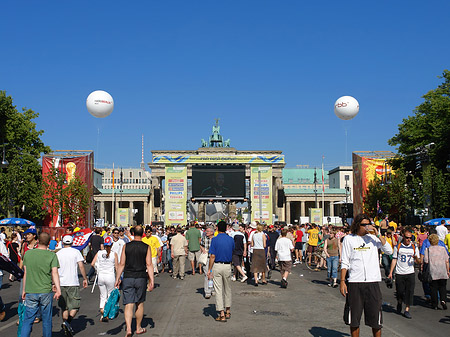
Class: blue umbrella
423,218,450,226
0,217,36,226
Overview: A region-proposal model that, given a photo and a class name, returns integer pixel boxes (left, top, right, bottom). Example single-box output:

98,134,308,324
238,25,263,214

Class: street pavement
0,263,449,337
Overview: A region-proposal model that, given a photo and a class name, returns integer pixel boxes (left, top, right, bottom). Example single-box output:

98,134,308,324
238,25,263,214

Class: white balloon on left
86,90,114,118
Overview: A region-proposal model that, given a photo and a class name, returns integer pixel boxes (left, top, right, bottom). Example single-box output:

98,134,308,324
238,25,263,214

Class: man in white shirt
0,227,6,244
436,219,449,242
0,239,9,321
110,228,125,263
340,214,393,337
275,228,294,288
56,235,88,336
388,228,420,319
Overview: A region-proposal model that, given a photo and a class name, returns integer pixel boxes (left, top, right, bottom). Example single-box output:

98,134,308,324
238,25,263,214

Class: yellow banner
118,208,129,226
250,166,273,224
310,208,323,225
165,165,187,226
153,154,284,165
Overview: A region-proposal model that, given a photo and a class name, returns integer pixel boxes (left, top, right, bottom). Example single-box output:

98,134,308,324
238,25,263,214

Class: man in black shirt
267,225,280,272
231,224,248,282
166,226,176,273
87,227,104,283
115,225,153,337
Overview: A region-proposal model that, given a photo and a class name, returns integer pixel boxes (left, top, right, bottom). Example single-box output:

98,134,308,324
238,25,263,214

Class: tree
42,169,91,227
388,70,450,218
42,166,65,226
62,173,90,226
363,170,410,222
0,91,51,221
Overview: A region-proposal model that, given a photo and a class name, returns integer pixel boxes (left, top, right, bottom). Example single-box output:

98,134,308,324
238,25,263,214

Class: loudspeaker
277,189,285,208
154,189,161,207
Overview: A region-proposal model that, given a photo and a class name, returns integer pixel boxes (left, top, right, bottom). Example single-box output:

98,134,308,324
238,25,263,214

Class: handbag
198,252,208,266
86,249,94,264
419,248,433,283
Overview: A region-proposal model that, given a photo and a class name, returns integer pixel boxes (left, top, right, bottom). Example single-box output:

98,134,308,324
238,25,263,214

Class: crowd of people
0,216,449,337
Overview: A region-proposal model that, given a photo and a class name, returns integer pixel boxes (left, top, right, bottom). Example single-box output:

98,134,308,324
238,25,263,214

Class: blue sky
2,1,449,170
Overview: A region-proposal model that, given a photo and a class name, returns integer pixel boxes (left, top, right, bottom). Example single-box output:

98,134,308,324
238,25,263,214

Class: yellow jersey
307,229,319,246
142,236,161,258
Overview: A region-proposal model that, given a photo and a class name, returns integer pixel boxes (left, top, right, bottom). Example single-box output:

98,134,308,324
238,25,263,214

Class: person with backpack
388,228,420,319
92,236,118,322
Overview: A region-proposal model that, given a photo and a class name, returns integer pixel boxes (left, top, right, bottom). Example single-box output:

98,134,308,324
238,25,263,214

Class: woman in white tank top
92,237,118,321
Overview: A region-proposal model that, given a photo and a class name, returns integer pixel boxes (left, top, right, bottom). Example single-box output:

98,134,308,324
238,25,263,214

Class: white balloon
86,90,114,118
334,96,359,120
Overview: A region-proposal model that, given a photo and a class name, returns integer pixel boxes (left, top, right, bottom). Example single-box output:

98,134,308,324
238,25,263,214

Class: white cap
62,235,73,245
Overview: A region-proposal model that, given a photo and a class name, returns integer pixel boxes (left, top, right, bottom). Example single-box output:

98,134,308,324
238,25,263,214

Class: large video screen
192,165,246,199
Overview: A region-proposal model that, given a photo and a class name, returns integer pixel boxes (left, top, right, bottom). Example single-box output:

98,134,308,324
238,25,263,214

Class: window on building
110,172,113,178
345,175,350,181
130,172,133,178
139,171,142,178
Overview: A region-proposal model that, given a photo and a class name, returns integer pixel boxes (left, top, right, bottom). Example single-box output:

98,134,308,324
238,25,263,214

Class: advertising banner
165,165,187,226
118,208,129,226
153,154,285,165
250,166,272,224
42,152,94,227
353,153,394,215
310,208,323,225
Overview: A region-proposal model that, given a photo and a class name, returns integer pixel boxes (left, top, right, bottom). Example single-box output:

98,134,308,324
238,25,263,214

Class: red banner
42,153,94,227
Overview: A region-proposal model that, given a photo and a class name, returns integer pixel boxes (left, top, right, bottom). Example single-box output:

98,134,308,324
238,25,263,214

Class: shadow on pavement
3,301,18,321
439,316,450,324
381,302,396,313
196,287,204,296
311,280,329,286
309,327,350,337
105,316,154,335
73,314,95,333
202,304,216,318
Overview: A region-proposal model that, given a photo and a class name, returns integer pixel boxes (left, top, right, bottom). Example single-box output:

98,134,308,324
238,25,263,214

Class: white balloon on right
334,96,359,120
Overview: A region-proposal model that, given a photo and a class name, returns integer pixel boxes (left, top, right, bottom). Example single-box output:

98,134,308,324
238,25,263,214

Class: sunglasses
404,236,412,239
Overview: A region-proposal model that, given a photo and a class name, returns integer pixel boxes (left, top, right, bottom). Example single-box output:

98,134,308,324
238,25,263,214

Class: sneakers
332,282,338,288
403,311,412,319
205,294,211,299
240,275,248,283
267,270,272,279
441,301,448,310
180,276,184,280
327,283,333,287
281,279,287,288
62,321,74,337
231,275,236,282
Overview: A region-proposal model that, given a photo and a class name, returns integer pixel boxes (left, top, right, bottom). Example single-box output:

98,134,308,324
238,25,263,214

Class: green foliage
0,91,51,221
42,166,65,225
363,170,410,222
62,173,91,226
388,70,450,218
42,169,91,226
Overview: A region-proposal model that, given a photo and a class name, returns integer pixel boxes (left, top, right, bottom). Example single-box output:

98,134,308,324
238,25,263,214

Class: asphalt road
0,263,448,337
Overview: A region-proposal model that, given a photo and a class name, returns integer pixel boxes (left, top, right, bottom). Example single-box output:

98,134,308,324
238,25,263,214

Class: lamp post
1,142,8,168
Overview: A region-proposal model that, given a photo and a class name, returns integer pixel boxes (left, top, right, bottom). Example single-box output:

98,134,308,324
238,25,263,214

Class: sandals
225,312,231,319
136,328,147,335
215,315,227,322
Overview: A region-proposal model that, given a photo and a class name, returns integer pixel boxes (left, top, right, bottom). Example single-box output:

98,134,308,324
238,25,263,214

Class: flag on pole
322,166,325,192
112,168,115,189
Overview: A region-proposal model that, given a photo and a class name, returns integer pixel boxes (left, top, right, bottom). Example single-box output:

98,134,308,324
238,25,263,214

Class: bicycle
304,243,327,271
